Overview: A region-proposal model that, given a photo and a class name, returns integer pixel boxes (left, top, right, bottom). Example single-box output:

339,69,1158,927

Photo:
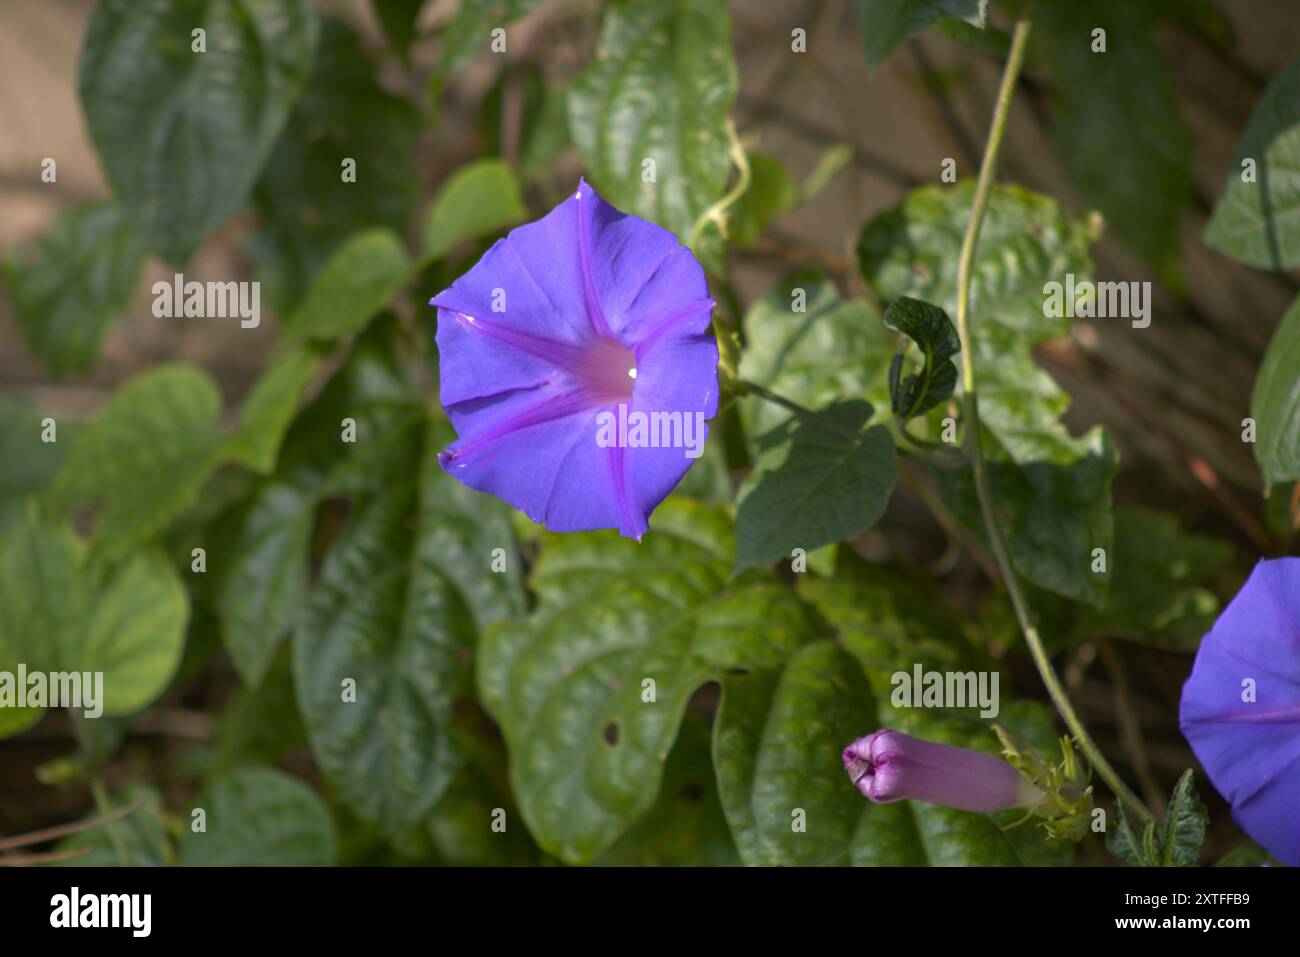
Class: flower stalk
951,15,1155,827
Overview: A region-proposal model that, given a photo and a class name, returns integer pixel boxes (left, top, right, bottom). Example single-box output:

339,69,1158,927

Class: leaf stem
740,381,860,441
952,16,1155,827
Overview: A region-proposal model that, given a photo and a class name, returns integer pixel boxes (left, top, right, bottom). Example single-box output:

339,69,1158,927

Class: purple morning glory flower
843,729,1044,813
430,179,718,540
1180,557,1300,867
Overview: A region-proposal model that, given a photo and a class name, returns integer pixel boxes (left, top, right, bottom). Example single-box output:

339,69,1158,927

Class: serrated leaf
53,785,170,867
180,767,335,866
738,270,894,441
294,416,522,839
882,296,960,420
1205,57,1300,270
78,0,319,264
568,0,737,264
1161,769,1208,867
856,0,987,68
222,347,319,474
248,18,421,315
3,201,145,377
478,499,819,863
1037,0,1191,280
421,159,526,263
860,183,1116,605
734,400,896,572
284,229,412,342
50,364,223,557
1251,294,1300,487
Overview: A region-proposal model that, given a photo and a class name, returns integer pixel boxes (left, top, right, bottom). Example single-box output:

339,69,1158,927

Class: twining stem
688,118,751,249
953,17,1155,827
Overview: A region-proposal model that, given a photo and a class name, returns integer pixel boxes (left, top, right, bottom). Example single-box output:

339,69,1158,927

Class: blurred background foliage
0,0,1296,866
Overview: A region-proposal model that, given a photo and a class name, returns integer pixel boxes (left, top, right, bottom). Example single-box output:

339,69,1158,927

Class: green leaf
0,506,78,736
1160,769,1209,867
940,432,1118,606
73,546,188,715
180,767,336,866
0,507,186,719
568,0,737,261
1215,843,1280,867
714,640,1069,866
437,0,541,77
1036,0,1190,280
713,641,876,865
796,571,977,697
421,159,526,262
595,713,739,866
215,477,317,687
1078,506,1232,648
294,416,522,840
734,400,896,572
214,324,427,687
248,18,421,315
222,347,319,474
284,229,412,342
738,270,894,441
0,395,74,537
50,364,223,556
856,0,987,68
1205,57,1300,270
730,152,797,246
3,201,145,377
1251,294,1300,487
78,0,319,264
54,785,170,867
1108,769,1209,867
478,499,819,863
882,296,960,420
860,183,1116,605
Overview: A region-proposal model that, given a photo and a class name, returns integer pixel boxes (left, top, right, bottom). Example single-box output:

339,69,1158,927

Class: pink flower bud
843,729,1044,813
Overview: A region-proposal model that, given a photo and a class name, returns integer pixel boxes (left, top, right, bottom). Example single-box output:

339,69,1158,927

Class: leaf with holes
478,499,820,863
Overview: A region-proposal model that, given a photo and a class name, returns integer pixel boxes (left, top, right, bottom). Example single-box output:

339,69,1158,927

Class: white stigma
627,368,637,379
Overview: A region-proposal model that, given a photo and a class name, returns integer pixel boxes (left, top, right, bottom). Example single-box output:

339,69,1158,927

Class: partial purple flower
430,179,718,540
843,729,1044,813
1180,557,1300,867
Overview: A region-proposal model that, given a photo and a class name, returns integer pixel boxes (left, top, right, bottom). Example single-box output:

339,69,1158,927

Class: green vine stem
953,16,1156,827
